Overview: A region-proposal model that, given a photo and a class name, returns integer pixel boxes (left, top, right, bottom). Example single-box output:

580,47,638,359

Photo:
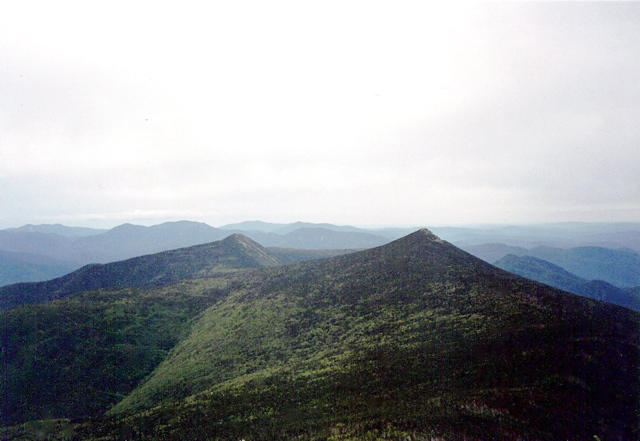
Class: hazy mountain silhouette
4,224,107,237
221,220,371,235
431,222,640,250
0,250,77,287
221,225,393,249
71,221,228,263
463,243,640,288
263,227,390,249
0,230,75,261
520,246,640,288
0,222,389,273
495,254,640,310
459,242,530,263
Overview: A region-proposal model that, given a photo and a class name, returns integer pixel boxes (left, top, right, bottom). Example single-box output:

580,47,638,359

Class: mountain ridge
4,224,107,237
0,234,279,310
100,228,639,439
495,253,640,310
2,220,639,288
0,221,393,278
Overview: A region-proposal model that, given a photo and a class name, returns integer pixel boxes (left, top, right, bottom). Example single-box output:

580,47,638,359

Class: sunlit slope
0,279,233,426
0,235,281,425
107,229,639,440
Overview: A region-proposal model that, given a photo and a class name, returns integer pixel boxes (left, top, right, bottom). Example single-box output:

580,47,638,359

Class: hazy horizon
3,218,640,232
2,2,639,229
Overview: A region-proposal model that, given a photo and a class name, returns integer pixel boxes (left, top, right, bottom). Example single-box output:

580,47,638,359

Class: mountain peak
221,233,258,246
412,228,446,242
218,233,282,267
389,228,449,249
348,227,491,281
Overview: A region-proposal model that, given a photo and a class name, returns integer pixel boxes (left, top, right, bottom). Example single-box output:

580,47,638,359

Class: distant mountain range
1,220,639,292
0,221,227,266
0,235,354,310
495,254,640,310
4,224,108,237
466,243,640,288
433,222,640,250
220,220,370,235
0,221,396,287
1,230,637,439
0,250,77,287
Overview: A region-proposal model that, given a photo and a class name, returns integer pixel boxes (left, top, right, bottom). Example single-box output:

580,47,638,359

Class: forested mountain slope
105,230,639,440
2,229,638,440
0,234,279,309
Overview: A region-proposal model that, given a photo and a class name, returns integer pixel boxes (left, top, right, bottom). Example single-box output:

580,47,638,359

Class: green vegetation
1,230,638,440
0,277,232,425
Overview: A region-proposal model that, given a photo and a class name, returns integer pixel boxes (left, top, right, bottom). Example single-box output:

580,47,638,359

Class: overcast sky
1,1,639,229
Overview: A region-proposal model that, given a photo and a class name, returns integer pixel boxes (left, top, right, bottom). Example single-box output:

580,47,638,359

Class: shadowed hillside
0,279,235,426
0,234,280,309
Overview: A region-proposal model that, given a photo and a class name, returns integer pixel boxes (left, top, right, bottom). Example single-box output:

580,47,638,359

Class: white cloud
0,1,639,228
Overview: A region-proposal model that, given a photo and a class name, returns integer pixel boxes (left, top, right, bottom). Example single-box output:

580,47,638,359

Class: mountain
4,224,107,237
218,221,640,250
430,222,640,251
219,220,289,233
262,227,390,249
220,220,372,235
224,227,392,249
5,220,639,267
368,226,425,240
273,221,369,235
103,230,637,439
70,221,228,263
459,242,529,263
495,254,640,310
0,234,357,310
0,222,384,270
0,221,229,267
2,229,639,439
494,254,590,294
461,243,640,288
220,223,394,249
0,234,280,310
521,246,640,288
1,229,632,439
0,234,287,425
580,280,640,310
0,230,75,262
0,250,77,287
